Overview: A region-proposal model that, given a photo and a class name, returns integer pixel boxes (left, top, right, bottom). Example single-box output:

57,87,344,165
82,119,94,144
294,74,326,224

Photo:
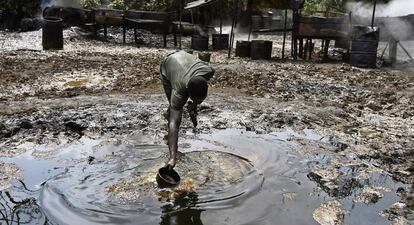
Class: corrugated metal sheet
252,0,304,10
185,0,217,9
184,0,303,10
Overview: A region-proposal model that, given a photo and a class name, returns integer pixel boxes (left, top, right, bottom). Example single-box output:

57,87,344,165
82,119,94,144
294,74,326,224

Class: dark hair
188,76,208,98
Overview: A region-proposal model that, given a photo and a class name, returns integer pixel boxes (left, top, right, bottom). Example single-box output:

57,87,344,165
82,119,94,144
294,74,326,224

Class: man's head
188,76,208,104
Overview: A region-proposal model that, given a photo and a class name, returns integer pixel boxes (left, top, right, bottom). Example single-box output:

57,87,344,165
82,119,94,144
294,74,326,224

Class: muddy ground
0,28,413,224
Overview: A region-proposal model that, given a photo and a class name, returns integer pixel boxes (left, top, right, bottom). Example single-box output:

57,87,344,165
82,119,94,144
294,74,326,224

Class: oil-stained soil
0,28,413,225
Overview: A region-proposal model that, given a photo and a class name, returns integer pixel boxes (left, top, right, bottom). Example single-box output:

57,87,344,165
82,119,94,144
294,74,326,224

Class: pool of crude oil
0,129,405,225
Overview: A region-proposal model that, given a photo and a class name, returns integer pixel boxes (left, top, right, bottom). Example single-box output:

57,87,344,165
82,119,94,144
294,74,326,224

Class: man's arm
187,101,198,128
166,106,182,169
162,79,172,103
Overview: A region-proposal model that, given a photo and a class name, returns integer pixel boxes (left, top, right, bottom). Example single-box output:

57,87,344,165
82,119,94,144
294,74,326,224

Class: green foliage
0,0,40,17
78,0,233,20
303,0,347,15
302,0,393,16
99,0,182,11
81,0,108,8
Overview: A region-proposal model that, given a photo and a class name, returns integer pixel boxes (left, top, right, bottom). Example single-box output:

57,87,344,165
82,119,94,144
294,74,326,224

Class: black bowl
156,167,181,188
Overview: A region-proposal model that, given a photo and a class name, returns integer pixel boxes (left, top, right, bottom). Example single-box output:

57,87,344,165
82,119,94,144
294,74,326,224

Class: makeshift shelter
182,0,304,57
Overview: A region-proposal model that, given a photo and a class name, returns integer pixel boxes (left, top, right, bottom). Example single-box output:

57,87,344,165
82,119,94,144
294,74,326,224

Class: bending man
160,50,215,169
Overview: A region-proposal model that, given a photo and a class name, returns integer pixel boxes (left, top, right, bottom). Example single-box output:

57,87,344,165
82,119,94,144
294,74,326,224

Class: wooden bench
293,13,351,61
91,8,124,38
123,10,177,47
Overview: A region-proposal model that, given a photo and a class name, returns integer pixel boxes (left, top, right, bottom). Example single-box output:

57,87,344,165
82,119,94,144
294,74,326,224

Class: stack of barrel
349,26,380,68
251,14,281,31
191,34,229,51
235,40,272,60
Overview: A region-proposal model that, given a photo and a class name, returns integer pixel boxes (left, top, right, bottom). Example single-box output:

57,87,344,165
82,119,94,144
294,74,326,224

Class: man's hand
166,158,176,170
187,101,198,128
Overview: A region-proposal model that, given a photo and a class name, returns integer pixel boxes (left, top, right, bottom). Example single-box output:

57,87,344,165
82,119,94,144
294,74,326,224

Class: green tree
81,0,108,8
303,0,346,15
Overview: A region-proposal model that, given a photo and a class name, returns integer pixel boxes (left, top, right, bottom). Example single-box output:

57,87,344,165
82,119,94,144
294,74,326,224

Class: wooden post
299,39,309,60
389,38,398,66
309,39,312,60
323,39,330,61
122,13,126,44
163,32,167,48
179,0,183,49
123,26,126,43
228,0,240,58
282,8,288,59
292,10,299,60
247,0,253,41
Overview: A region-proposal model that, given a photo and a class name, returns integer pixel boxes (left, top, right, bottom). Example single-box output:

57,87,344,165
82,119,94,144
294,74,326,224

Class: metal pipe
371,0,377,28
232,3,240,49
282,8,288,59
220,1,223,35
398,41,414,61
379,39,390,60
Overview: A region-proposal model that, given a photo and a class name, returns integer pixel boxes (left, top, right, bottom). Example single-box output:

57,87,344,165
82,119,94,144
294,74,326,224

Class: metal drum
191,35,209,51
251,15,262,31
212,34,229,50
250,40,272,60
235,41,251,57
42,17,63,50
350,26,379,68
262,15,272,30
271,16,281,30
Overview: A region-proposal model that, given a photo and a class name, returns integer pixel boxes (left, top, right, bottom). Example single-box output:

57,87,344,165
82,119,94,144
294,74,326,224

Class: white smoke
347,0,414,41
347,0,414,17
41,0,82,9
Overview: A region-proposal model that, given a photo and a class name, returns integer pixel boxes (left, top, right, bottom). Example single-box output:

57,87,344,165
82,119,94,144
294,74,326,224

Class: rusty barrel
212,34,229,50
42,17,63,50
250,40,272,60
251,15,262,31
235,41,251,57
271,16,282,30
262,15,271,30
350,26,379,68
191,35,209,51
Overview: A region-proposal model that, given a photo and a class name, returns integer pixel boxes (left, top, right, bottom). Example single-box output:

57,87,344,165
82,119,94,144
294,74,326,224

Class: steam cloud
41,0,82,9
347,0,414,17
347,0,414,41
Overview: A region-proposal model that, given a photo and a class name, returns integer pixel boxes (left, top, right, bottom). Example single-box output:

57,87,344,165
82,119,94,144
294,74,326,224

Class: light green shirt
160,51,214,109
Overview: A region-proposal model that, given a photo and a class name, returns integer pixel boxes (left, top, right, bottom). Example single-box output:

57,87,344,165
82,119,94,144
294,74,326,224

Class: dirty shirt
160,51,214,110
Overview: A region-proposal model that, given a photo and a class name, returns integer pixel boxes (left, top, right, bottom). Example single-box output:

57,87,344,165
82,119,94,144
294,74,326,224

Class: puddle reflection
0,185,47,225
160,192,204,225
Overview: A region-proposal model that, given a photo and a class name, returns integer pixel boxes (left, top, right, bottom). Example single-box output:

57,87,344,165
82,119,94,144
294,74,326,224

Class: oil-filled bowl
156,167,181,188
